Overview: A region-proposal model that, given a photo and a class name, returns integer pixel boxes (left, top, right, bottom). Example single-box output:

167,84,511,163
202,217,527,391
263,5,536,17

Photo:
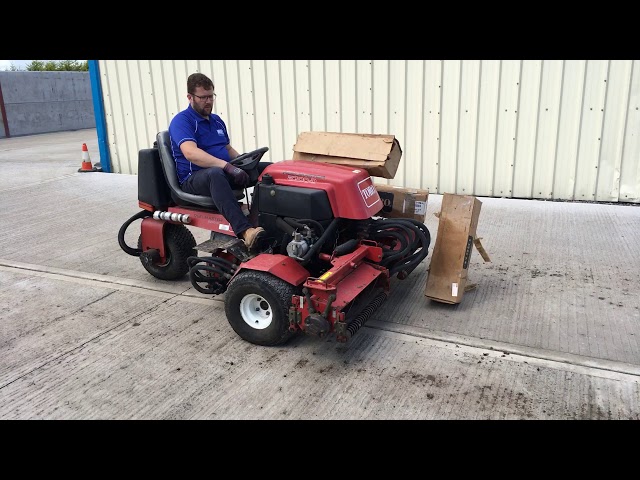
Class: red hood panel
262,160,383,219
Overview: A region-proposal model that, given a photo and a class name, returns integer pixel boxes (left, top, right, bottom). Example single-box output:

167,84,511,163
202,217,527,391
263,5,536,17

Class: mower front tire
137,223,196,280
224,270,297,346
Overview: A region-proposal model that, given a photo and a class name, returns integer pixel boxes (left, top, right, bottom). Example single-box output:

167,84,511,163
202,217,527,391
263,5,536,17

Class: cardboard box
374,184,429,223
425,194,484,304
292,131,402,179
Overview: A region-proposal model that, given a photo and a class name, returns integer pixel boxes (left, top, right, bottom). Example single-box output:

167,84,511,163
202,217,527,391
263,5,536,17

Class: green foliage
22,60,89,71
26,60,45,71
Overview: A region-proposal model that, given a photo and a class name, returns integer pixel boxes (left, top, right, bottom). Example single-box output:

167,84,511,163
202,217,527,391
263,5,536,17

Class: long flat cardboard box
292,131,402,179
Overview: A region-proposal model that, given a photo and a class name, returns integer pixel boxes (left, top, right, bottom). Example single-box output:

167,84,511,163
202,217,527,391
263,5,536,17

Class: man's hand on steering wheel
231,147,269,170
223,162,249,187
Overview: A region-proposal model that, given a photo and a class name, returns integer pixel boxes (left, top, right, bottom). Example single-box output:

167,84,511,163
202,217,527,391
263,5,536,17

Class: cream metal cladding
98,60,640,203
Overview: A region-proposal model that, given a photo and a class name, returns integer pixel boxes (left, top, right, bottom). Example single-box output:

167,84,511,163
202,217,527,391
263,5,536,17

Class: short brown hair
187,73,214,94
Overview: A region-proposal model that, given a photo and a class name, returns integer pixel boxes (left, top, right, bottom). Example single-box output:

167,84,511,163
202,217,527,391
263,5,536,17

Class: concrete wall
0,71,95,138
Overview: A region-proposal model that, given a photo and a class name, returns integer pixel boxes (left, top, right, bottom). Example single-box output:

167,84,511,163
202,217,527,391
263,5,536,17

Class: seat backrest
156,131,217,209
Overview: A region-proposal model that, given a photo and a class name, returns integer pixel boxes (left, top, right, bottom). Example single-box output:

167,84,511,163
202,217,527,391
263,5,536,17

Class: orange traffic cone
78,143,97,172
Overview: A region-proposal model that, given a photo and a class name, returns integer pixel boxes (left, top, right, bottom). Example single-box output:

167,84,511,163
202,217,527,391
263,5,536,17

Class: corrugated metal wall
98,60,640,203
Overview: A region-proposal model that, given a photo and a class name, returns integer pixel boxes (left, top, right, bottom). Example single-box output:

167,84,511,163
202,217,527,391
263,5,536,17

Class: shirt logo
217,129,224,136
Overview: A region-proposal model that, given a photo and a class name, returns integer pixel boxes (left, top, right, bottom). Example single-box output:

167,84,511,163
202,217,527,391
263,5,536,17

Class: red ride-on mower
118,131,431,346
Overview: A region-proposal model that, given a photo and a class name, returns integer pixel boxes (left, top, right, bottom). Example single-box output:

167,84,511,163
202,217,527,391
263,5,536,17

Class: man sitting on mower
168,72,267,249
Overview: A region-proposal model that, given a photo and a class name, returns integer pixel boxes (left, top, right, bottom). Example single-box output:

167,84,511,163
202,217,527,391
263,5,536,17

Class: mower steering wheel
230,147,269,171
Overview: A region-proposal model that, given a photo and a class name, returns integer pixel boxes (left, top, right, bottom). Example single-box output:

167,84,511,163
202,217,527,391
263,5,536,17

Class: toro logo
357,176,381,208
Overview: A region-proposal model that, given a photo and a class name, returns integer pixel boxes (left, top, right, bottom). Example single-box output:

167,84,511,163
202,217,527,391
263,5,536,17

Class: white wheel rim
239,294,273,330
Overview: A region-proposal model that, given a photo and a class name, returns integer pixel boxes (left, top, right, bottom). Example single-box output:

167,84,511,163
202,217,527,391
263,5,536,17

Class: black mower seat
156,130,243,209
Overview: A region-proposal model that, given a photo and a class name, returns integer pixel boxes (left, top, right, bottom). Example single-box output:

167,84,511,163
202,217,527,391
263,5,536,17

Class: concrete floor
0,129,639,419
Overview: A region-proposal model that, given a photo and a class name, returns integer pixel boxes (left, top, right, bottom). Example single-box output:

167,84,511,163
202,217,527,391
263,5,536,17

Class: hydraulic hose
300,218,341,266
369,221,412,264
187,255,238,295
388,223,430,279
187,255,237,271
118,210,153,256
276,217,296,236
373,228,410,265
333,238,359,256
289,218,325,236
283,217,308,231
367,218,431,279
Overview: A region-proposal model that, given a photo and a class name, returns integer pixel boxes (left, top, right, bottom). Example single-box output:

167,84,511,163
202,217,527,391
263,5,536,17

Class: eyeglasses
191,92,216,102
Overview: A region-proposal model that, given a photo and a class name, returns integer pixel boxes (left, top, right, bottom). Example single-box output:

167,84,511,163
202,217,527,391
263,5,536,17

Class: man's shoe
243,227,265,250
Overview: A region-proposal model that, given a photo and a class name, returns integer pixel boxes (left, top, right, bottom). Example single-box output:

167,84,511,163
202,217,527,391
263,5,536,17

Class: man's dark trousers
181,167,252,236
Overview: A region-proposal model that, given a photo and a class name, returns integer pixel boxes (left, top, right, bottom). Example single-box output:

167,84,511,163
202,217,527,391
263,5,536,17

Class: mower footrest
197,233,243,253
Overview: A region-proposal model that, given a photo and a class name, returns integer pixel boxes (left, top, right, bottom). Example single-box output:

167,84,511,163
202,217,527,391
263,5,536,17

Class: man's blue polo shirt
168,104,231,184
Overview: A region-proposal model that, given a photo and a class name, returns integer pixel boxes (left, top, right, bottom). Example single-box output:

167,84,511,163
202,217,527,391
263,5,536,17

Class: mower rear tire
224,270,297,346
137,223,196,280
